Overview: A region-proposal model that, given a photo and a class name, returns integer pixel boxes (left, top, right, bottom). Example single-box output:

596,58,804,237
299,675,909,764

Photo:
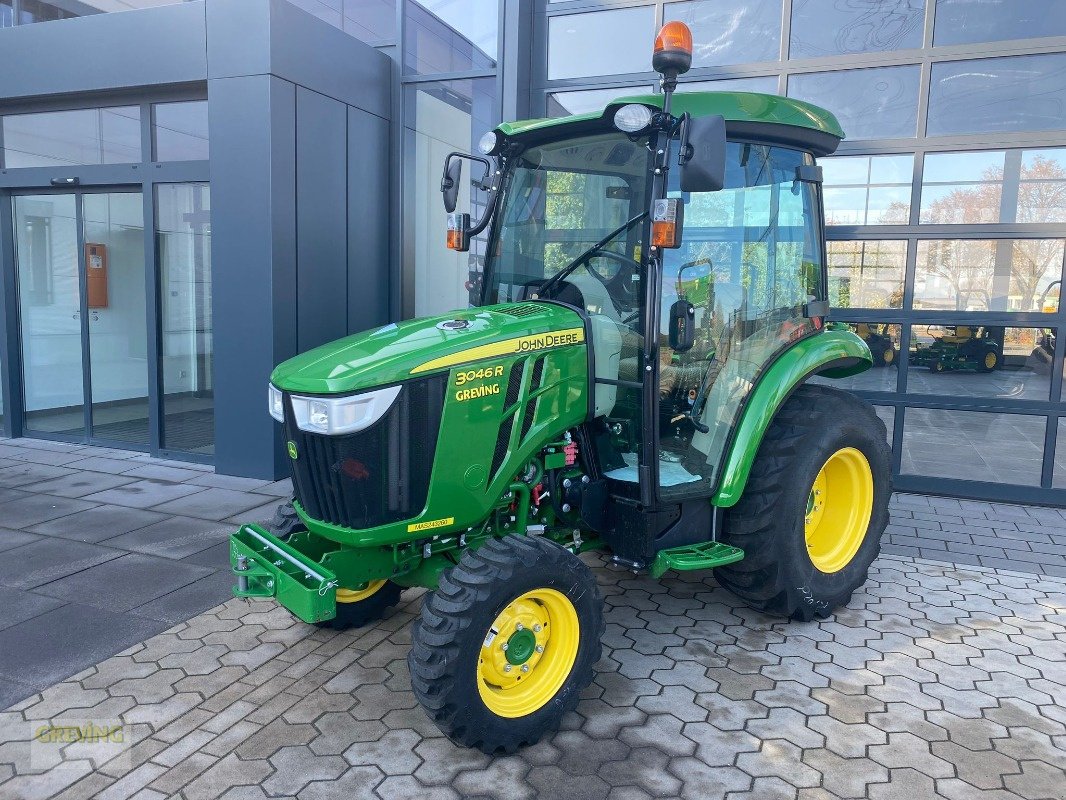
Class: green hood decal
270,303,585,395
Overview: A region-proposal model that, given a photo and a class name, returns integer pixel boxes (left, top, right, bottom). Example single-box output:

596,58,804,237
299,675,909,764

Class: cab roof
497,91,846,157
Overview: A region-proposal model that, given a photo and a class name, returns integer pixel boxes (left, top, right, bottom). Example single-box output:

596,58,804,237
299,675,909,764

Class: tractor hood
270,302,586,395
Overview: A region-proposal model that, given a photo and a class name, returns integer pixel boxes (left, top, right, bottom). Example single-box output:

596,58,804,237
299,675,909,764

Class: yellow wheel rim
804,447,874,574
984,351,997,369
477,588,580,718
883,348,894,364
336,580,386,603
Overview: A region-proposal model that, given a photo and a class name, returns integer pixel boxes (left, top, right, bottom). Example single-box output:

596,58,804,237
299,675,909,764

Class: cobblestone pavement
0,551,1063,800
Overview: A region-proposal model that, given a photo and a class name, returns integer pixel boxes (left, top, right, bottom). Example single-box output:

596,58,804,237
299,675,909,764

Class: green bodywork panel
649,541,746,579
270,303,585,395
712,326,872,508
497,91,844,143
272,301,589,549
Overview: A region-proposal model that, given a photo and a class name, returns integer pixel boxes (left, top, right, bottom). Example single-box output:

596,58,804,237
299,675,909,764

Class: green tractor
855,323,897,368
912,325,1004,373
230,21,890,753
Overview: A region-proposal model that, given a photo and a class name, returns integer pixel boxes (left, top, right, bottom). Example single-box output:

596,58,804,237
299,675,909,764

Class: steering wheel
579,248,641,310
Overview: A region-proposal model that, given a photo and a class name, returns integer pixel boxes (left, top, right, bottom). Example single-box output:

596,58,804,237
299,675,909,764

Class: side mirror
668,298,696,353
679,113,727,194
441,157,463,214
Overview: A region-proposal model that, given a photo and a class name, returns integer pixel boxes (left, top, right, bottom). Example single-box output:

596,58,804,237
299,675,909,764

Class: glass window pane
548,6,655,80
2,1,13,28
788,66,921,140
682,76,780,94
920,151,1005,224
14,195,84,437
913,239,1065,312
791,0,924,58
823,154,913,225
405,0,497,75
664,0,782,67
908,324,1055,400
1054,419,1066,488
19,0,77,23
811,323,902,391
928,54,1066,136
2,107,141,168
933,0,1066,46
1019,148,1066,225
827,240,906,308
902,409,1045,486
404,78,497,316
154,101,209,162
84,192,149,446
344,0,395,42
546,85,653,117
157,183,214,455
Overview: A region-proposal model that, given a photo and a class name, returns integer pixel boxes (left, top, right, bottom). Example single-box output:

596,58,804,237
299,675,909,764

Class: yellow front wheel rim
883,348,894,364
336,580,387,603
477,588,580,718
985,352,997,369
804,447,874,574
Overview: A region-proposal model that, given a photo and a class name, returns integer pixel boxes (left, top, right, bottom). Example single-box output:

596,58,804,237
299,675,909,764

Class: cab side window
657,143,824,497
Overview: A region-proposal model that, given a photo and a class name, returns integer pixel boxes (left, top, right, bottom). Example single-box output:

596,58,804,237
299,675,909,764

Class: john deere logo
287,441,298,460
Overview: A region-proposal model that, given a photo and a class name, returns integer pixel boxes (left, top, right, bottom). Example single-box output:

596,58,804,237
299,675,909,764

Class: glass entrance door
13,190,149,447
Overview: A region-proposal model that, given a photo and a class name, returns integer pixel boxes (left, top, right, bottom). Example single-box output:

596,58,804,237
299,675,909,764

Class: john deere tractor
230,22,891,753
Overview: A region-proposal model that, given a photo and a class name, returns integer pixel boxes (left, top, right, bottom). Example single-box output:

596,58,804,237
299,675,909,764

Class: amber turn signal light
446,212,471,252
652,198,684,249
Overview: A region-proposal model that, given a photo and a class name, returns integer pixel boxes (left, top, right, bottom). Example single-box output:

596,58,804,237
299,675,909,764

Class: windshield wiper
533,211,648,301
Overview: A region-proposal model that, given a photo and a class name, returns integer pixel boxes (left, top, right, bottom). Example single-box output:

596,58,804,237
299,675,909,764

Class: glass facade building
534,0,1066,505
3,0,1066,501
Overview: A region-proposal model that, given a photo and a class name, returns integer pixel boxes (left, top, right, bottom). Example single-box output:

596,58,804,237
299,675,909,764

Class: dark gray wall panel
210,74,297,479
0,3,207,101
205,0,390,118
269,0,391,118
204,0,272,82
347,106,390,333
296,87,349,352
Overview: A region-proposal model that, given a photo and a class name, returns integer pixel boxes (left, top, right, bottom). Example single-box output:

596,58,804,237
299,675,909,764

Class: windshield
483,131,653,317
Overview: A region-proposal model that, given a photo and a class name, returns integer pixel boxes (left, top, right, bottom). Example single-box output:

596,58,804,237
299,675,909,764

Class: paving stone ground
0,551,1063,800
0,437,290,709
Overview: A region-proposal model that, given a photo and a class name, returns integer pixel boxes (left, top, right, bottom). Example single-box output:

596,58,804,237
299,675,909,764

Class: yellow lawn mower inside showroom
230,21,891,753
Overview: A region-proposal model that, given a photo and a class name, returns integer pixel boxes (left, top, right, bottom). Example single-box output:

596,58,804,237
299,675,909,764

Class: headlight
478,129,502,155
289,385,403,436
268,384,284,422
613,104,654,133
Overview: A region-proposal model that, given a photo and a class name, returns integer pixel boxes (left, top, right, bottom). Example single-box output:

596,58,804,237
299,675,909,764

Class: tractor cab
442,27,856,563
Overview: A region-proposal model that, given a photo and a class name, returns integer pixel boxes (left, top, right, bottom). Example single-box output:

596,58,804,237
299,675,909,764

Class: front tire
316,580,403,630
409,535,603,754
716,385,890,621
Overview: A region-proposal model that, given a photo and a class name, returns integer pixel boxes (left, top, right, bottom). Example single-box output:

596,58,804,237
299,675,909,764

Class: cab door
654,141,825,500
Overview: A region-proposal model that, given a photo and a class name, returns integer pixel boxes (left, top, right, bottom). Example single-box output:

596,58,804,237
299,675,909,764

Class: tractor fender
712,327,872,508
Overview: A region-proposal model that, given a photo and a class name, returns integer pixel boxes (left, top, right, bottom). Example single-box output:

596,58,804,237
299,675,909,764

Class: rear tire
716,384,890,621
315,580,403,630
409,535,603,754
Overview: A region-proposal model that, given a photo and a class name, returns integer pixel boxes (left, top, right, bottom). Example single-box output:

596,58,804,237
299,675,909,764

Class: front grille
285,376,446,530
